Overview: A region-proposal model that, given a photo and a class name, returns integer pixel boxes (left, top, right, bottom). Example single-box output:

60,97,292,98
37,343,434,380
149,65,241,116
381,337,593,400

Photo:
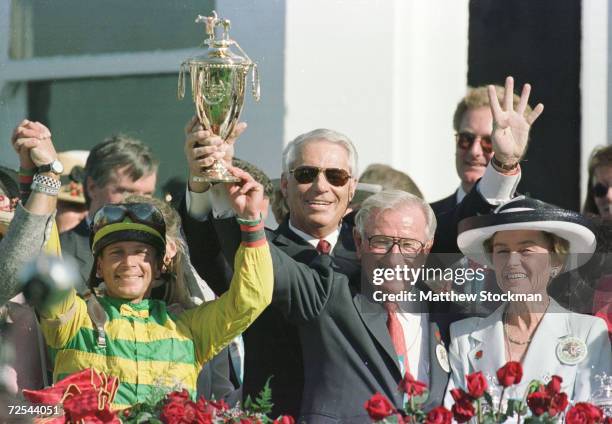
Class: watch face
51,160,64,174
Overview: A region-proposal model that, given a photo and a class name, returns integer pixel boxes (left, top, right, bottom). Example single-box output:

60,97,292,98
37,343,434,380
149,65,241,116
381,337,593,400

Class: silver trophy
178,11,260,182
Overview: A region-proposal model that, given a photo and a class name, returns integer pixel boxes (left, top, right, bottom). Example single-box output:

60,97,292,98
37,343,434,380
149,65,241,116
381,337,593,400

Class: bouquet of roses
121,378,293,424
364,362,610,424
26,370,295,424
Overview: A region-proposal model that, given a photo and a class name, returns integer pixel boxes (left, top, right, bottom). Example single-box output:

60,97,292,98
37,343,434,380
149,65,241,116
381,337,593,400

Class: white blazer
444,299,612,406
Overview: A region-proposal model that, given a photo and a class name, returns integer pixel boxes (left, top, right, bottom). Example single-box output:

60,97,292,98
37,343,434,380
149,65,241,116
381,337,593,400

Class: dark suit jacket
191,216,359,418
59,218,92,294
270,249,449,423
430,192,457,218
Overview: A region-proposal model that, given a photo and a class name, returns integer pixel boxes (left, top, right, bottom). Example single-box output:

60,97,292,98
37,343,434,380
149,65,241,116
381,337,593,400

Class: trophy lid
185,11,252,66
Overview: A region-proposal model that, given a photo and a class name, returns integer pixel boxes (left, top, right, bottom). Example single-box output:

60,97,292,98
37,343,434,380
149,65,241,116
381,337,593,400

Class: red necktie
385,303,409,374
316,239,331,255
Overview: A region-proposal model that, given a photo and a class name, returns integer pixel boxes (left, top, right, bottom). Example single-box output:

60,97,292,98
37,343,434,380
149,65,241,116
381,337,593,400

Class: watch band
31,173,61,196
491,155,519,171
38,160,63,175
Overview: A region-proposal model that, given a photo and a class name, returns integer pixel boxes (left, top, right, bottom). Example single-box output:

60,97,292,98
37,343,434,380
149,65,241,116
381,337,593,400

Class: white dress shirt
287,221,340,253
397,305,430,383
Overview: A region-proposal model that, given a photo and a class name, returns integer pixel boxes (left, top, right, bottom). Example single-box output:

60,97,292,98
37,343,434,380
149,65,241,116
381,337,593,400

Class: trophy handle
233,41,261,102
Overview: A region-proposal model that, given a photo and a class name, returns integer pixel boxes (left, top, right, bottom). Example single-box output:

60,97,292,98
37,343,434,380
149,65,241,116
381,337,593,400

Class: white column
284,0,469,201
217,0,287,180
581,0,609,206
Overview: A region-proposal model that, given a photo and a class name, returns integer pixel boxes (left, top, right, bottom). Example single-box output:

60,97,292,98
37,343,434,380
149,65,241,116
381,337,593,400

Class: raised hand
183,116,247,192
11,120,57,169
488,76,544,167
224,167,265,221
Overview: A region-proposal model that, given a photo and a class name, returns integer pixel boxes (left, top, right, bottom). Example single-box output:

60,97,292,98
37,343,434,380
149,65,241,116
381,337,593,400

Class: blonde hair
453,85,531,132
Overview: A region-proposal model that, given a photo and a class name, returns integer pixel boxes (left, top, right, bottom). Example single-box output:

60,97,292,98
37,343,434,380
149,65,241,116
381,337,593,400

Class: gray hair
84,134,158,206
281,128,358,175
355,189,437,241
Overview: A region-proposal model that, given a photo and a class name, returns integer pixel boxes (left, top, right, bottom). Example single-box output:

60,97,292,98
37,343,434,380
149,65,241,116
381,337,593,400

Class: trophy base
201,161,241,183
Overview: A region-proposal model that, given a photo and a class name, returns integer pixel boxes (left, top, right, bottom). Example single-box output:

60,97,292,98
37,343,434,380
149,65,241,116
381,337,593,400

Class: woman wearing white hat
445,196,612,405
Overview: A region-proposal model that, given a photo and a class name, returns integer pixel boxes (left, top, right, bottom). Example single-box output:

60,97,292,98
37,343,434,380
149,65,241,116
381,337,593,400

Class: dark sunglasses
290,166,352,187
455,132,493,154
92,203,165,235
593,182,610,198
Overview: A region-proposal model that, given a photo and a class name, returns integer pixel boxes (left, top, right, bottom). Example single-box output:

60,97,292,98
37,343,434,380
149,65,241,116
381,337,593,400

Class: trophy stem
201,159,240,183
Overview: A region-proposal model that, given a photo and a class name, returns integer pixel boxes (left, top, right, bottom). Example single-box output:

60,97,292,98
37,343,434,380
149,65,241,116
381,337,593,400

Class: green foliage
244,377,274,415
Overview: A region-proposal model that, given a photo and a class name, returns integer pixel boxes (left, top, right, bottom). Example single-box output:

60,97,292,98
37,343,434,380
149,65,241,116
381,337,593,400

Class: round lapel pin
436,344,450,373
556,336,587,365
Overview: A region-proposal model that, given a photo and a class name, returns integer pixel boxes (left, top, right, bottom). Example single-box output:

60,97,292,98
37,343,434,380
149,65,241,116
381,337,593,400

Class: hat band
92,222,164,251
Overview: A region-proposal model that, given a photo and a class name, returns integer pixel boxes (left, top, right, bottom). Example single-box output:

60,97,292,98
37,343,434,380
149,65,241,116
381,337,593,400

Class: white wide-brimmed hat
457,196,597,271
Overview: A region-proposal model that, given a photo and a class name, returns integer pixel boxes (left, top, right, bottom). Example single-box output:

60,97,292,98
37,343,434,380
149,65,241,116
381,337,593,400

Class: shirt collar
288,220,340,252
456,185,467,204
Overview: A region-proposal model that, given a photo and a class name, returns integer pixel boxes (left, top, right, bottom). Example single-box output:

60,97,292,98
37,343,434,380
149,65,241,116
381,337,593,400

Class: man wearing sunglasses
430,84,530,218
181,123,360,416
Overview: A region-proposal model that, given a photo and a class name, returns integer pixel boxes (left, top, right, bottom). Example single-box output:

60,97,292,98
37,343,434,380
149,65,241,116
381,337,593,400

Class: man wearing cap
60,135,158,289
37,188,273,408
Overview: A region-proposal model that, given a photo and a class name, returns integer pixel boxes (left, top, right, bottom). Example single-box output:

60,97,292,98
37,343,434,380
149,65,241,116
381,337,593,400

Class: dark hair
84,134,158,206
583,145,612,216
232,157,274,198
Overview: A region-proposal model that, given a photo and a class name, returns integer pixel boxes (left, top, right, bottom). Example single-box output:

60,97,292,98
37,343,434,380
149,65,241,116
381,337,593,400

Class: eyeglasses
290,166,352,187
367,235,425,258
593,182,611,198
455,132,493,154
92,203,165,235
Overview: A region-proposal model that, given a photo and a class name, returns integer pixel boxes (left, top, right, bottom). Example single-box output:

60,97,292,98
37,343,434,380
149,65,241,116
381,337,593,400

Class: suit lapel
468,305,506,376
424,320,449,409
521,300,569,378
71,219,94,283
352,295,402,377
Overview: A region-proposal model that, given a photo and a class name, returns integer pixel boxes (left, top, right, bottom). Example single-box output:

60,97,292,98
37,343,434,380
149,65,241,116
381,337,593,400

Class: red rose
547,392,568,417
209,399,230,411
425,406,453,424
197,398,218,416
450,388,469,403
466,371,488,399
496,361,523,387
274,416,295,424
166,389,190,403
566,403,604,424
364,392,396,421
546,375,563,395
399,372,428,397
526,390,551,417
603,417,612,424
161,400,186,424
451,398,475,423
